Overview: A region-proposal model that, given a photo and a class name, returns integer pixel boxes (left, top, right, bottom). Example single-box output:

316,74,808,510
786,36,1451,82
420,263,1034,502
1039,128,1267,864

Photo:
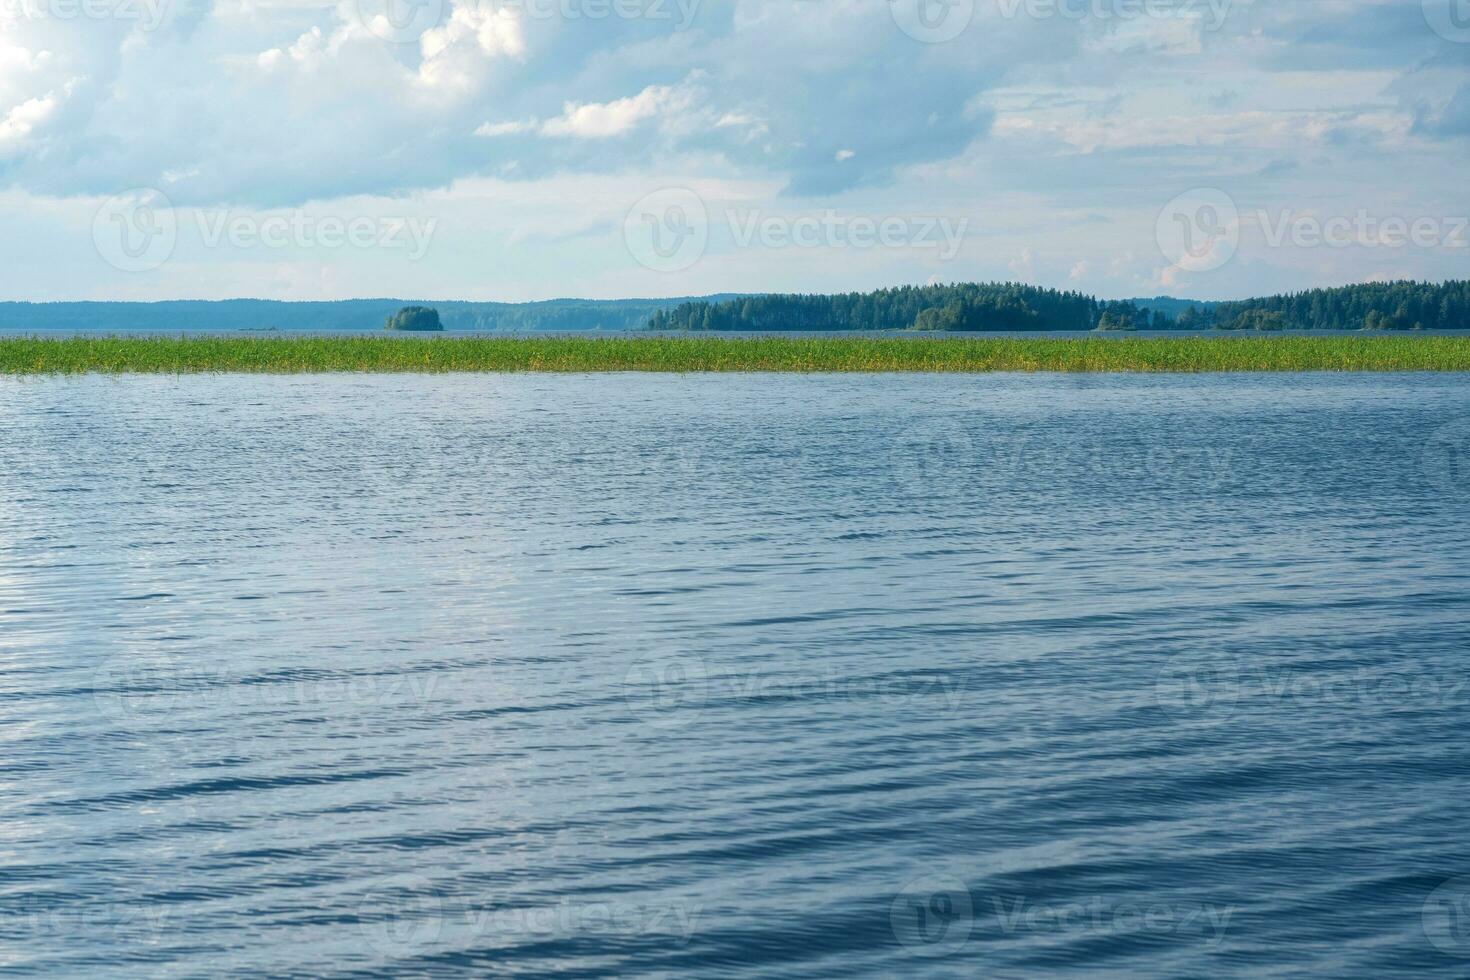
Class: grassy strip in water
2,334,1470,373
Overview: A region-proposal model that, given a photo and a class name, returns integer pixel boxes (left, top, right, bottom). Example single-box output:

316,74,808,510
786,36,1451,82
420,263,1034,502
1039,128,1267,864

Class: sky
1,0,1467,302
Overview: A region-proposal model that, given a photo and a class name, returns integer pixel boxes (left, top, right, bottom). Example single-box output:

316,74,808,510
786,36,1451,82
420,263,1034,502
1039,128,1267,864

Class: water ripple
2,373,1469,977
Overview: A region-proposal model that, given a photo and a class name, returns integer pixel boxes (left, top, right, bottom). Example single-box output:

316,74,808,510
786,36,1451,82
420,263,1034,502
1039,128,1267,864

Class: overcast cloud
1,0,1466,300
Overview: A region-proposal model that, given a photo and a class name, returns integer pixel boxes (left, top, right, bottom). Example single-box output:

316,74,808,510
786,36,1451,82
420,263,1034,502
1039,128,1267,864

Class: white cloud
257,27,331,72
476,119,535,137
0,0,1465,299
993,107,1411,155
540,82,696,139
0,94,56,149
416,4,526,93
1009,247,1036,278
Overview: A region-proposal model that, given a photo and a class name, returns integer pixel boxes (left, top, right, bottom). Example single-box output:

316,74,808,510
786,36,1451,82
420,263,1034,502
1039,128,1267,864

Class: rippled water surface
3,373,1470,978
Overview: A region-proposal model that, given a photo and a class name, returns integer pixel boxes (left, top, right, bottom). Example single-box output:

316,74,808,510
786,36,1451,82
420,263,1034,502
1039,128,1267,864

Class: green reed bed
2,334,1469,374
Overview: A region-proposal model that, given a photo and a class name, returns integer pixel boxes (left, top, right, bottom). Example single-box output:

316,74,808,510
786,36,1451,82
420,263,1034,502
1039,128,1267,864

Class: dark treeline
0,296,743,333
650,280,1470,332
649,284,1123,332
1202,280,1470,331
4,283,1465,334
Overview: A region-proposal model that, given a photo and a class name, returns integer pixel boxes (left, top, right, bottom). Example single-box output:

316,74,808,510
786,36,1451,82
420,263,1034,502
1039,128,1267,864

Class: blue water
2,373,1469,977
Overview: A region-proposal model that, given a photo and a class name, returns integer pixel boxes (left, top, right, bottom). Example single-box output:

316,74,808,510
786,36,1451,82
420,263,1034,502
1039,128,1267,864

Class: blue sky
1,0,1467,301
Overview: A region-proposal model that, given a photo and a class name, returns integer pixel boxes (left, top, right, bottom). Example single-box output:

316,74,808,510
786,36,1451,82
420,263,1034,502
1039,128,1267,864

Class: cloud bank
1,0,1466,299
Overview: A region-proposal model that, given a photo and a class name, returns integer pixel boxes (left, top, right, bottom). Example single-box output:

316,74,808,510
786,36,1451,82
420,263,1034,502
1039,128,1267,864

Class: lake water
3,373,1469,977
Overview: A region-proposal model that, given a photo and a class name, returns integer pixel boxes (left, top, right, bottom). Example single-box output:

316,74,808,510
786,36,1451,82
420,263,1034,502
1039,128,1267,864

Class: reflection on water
1,373,1469,977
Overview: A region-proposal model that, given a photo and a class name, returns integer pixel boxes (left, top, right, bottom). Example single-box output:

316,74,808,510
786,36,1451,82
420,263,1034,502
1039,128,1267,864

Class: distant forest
5,282,1466,333
0,296,742,333
650,281,1470,332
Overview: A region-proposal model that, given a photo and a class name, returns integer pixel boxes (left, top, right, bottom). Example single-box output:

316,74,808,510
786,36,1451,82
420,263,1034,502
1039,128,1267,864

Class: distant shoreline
4,335,1470,374
5,280,1464,333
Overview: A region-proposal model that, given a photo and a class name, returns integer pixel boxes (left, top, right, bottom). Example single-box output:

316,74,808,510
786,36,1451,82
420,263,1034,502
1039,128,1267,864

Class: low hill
0,296,745,333
651,281,1469,332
